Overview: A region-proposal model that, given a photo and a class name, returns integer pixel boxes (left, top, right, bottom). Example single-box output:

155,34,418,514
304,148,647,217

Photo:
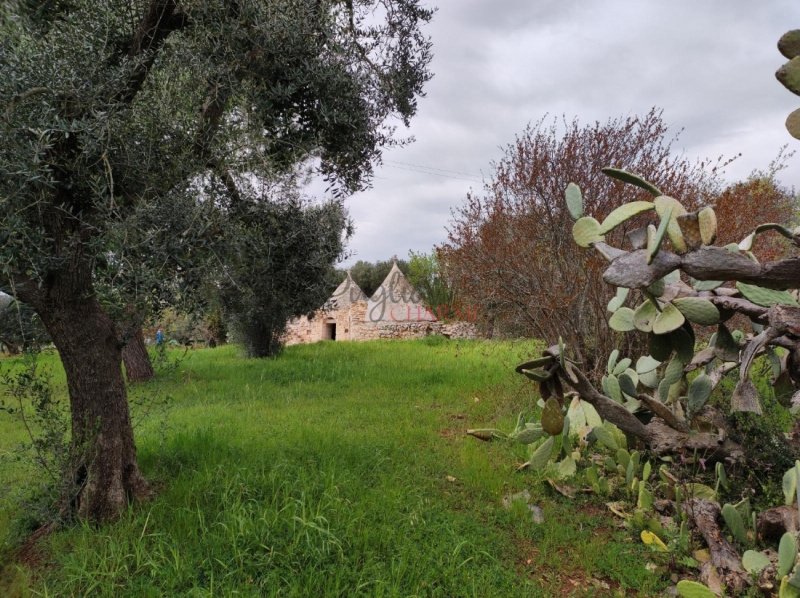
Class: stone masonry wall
284,300,478,345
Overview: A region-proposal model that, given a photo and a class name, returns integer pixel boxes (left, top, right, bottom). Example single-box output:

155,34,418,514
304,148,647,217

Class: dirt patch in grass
0,521,59,598
515,537,621,597
438,428,459,440
13,520,58,570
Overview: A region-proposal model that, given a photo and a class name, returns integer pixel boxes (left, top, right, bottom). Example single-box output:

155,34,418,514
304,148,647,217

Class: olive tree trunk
32,287,148,521
122,326,155,383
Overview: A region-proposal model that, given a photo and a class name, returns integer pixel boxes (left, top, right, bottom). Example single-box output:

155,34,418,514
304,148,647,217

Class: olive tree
0,0,432,521
0,295,49,354
217,178,350,358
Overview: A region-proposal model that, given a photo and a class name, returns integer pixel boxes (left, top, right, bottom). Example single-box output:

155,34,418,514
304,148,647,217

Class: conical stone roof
324,271,368,311
366,262,436,323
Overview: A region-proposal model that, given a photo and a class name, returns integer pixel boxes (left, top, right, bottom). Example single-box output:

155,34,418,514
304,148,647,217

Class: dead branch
645,418,743,462
683,498,748,595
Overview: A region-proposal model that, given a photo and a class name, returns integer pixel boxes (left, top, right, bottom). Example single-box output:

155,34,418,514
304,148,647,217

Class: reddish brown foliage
438,109,722,374
714,176,796,262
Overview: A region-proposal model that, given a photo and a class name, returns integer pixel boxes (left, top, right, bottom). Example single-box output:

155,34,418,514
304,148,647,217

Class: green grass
0,339,665,596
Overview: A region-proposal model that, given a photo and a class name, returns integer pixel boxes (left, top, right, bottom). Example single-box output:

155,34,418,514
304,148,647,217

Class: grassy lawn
0,339,665,596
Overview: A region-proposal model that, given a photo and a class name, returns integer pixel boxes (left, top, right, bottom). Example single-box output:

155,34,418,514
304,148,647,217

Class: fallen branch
683,498,748,595
645,418,743,462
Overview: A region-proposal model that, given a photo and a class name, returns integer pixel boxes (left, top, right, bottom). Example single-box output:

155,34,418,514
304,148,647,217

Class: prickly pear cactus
778,30,800,139
516,162,800,488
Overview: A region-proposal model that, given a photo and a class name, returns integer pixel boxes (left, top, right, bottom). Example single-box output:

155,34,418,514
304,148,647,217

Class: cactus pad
518,367,553,382
697,207,717,245
736,281,799,307
640,530,668,551
598,201,655,234
672,325,697,362
779,30,800,59
509,425,545,444
529,436,554,470
633,301,658,332
738,231,755,252
612,357,632,376
646,217,668,264
788,107,800,139
605,374,623,402
607,287,629,312
676,211,704,251
713,324,740,362
654,196,688,253
721,503,748,544
687,373,713,415
656,379,669,403
607,349,620,374
741,550,770,574
601,167,662,196
652,302,685,335
649,332,673,361
639,369,659,389
637,483,653,510
618,372,638,398
565,183,583,220
672,297,720,325
779,531,797,577
783,467,797,506
786,108,800,139
636,355,661,374
675,580,716,598
609,307,636,332
663,355,685,386
572,216,604,247
692,279,723,291
516,356,555,371
777,56,800,96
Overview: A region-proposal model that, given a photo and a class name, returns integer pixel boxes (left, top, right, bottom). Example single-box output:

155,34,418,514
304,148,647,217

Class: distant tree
0,0,433,521
94,191,223,381
439,110,722,372
407,251,457,319
0,297,49,354
714,172,797,262
202,305,228,348
218,182,350,358
119,315,154,382
346,258,410,297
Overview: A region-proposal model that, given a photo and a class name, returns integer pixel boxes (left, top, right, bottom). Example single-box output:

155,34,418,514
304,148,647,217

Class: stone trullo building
284,262,476,344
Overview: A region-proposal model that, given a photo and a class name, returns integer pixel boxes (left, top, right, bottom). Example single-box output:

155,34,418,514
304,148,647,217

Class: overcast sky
333,0,799,266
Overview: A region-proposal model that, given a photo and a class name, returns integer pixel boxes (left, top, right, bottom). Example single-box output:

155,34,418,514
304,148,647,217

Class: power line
382,160,483,183
385,159,483,180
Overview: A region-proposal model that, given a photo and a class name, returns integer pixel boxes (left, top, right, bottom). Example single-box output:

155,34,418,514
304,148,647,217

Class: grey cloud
335,0,800,265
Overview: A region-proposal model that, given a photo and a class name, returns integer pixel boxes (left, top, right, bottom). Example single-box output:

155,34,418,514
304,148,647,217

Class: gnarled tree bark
23,274,149,521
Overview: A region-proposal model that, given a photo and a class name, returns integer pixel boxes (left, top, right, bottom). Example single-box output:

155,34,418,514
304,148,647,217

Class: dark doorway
325,323,337,340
